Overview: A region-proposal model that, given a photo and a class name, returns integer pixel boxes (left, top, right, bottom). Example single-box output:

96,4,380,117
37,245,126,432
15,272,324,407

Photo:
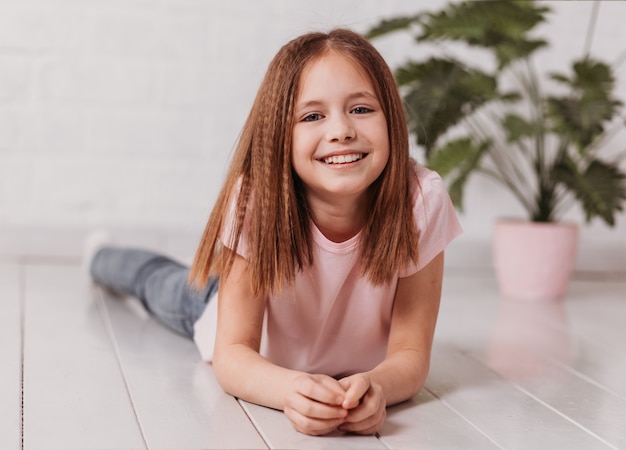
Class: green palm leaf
502,113,544,144
397,58,498,155
364,14,422,39
428,138,490,210
552,157,626,226
417,0,549,69
548,59,623,151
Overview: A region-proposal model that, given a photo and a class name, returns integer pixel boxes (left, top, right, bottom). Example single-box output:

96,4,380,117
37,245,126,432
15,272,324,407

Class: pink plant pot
493,220,579,301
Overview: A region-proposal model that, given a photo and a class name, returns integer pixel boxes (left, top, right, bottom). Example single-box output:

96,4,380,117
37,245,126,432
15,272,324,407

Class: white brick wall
0,0,625,270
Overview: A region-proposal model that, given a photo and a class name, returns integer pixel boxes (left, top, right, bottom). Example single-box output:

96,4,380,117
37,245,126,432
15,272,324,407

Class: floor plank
379,389,500,449
425,348,611,449
22,265,146,450
239,400,385,449
433,275,626,449
561,281,626,351
469,284,626,449
479,348,626,449
100,290,267,449
440,277,626,400
0,263,21,450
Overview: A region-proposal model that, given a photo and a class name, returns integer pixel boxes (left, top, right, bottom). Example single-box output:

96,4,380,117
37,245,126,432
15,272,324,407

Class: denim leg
90,247,219,338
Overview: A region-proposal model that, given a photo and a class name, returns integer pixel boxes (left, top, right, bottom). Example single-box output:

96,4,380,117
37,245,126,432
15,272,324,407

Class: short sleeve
399,163,463,277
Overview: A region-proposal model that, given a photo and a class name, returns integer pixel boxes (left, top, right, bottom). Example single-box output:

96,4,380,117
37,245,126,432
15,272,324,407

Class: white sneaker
82,229,114,279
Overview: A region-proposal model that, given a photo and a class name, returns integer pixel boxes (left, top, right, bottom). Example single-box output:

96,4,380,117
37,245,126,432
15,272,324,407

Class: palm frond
502,113,545,144
398,58,499,154
552,157,626,226
428,138,490,210
548,59,623,151
417,0,550,69
364,14,422,39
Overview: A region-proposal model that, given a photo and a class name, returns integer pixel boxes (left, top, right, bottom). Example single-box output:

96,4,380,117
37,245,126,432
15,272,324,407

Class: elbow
212,351,235,396
212,345,256,400
412,361,430,397
405,358,430,401
404,374,425,401
408,379,423,399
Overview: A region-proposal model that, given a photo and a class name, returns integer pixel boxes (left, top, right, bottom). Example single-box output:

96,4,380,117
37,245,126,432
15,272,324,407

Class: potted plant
367,0,626,301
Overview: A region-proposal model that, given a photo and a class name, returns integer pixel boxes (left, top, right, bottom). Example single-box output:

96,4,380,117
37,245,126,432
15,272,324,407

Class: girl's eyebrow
296,91,378,110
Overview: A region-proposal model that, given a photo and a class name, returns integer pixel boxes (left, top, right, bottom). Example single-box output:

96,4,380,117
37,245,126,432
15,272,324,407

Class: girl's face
291,51,389,208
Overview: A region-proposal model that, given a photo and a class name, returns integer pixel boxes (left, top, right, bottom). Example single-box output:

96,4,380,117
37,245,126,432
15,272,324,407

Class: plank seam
95,287,150,449
549,357,626,403
19,264,25,450
506,383,617,450
464,351,619,450
236,399,272,449
421,385,506,450
373,431,392,450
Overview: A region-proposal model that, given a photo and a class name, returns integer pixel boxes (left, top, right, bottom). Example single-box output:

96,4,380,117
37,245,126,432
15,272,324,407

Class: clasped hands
283,372,386,436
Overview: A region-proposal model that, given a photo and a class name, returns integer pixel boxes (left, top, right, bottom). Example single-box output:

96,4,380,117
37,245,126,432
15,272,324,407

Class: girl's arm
338,251,445,434
212,251,348,435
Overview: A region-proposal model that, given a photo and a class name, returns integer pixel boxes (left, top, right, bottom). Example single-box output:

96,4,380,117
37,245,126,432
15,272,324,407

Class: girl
89,28,462,436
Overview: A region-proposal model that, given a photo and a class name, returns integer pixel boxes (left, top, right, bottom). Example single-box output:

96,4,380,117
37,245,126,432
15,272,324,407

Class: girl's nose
326,115,355,142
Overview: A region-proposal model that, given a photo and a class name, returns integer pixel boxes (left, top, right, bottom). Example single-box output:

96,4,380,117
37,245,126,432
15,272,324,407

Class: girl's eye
302,113,323,122
352,106,373,114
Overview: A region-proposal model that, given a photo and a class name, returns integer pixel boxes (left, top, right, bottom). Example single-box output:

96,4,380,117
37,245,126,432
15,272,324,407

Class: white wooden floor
2,230,626,449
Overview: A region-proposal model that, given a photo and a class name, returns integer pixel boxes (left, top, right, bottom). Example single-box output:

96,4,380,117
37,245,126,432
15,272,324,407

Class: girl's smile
320,152,365,165
291,50,390,210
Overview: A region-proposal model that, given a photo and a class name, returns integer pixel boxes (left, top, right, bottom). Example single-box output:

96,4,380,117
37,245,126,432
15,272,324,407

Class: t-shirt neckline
311,221,360,253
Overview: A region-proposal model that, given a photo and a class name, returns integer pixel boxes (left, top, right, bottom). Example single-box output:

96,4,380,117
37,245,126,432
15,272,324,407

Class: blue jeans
90,247,219,338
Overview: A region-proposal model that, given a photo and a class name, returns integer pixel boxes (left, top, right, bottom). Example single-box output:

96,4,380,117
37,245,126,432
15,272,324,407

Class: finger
339,377,369,409
339,406,386,435
296,375,345,406
340,418,384,435
285,406,346,436
342,388,385,425
286,393,348,420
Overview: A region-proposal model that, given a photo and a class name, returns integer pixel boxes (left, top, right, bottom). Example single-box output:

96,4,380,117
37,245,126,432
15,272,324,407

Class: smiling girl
88,28,462,436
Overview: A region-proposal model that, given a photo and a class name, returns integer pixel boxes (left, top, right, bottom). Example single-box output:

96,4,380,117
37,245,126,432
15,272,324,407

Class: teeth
323,154,364,164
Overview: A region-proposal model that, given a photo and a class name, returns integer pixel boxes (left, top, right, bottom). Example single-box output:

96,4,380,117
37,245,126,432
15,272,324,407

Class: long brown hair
189,28,419,298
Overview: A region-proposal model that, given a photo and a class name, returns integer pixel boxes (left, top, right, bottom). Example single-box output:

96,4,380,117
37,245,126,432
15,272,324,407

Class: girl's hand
337,374,386,435
283,373,348,436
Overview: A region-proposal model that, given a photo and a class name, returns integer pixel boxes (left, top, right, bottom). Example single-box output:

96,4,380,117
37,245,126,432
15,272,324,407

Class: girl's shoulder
401,160,462,276
409,160,448,203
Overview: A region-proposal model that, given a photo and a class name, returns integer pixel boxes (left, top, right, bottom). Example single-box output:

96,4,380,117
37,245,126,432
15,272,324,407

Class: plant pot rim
495,218,578,230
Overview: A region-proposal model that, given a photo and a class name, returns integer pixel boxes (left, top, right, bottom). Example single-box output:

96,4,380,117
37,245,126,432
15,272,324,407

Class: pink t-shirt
193,162,462,377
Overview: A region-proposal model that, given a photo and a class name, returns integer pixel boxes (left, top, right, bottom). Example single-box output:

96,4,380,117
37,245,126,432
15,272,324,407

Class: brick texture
0,0,624,269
